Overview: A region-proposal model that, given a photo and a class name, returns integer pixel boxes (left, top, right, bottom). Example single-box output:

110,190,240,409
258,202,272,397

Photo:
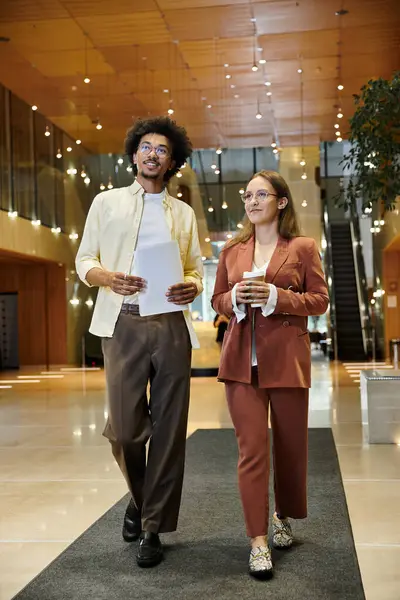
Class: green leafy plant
339,71,400,212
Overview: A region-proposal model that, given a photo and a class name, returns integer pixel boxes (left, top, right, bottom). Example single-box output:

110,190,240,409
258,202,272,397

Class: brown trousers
102,309,192,534
225,375,309,538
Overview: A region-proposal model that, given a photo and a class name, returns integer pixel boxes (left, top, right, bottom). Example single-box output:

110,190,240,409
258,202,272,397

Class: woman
211,170,329,580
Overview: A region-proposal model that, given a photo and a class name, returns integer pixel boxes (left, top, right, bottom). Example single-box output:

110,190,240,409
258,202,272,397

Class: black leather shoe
136,532,163,568
122,499,141,543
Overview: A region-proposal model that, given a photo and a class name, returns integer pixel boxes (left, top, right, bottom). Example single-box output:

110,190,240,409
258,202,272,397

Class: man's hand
166,282,198,305
236,281,270,304
109,272,146,296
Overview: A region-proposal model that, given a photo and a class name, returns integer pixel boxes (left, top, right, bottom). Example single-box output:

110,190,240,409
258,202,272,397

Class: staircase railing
321,196,338,361
348,211,373,357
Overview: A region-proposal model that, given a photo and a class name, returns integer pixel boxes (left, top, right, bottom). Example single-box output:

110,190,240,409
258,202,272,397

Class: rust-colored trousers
225,376,309,538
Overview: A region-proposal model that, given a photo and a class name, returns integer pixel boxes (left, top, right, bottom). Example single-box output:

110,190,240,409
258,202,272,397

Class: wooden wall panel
0,259,67,366
383,249,400,359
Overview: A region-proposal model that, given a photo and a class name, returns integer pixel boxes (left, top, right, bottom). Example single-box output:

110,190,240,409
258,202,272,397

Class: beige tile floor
0,354,399,599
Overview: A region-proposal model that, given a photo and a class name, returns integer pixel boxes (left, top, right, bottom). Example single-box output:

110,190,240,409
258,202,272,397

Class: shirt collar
130,179,172,209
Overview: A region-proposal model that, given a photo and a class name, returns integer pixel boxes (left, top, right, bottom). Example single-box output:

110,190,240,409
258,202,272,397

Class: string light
51,226,61,234
265,81,271,86
84,77,90,84
222,201,228,209
32,219,41,226
117,158,124,165
216,147,222,154
256,112,263,119
31,105,38,111
271,142,277,148
237,223,244,229
107,179,113,189
69,232,79,240
177,192,183,198
335,131,341,137
211,163,217,170
208,206,214,212
76,139,82,145
205,237,211,243
96,122,103,130
259,59,266,65
300,159,306,167
56,150,62,159
225,74,232,79
337,137,343,142
84,176,91,184
301,173,308,180
337,111,343,119
297,68,303,74
334,123,340,129
215,169,221,175
168,108,174,115
252,64,258,72
100,183,106,190
239,188,244,194
45,126,50,137
176,172,182,178
80,169,87,178
8,211,18,219
302,199,308,207
338,84,344,91
67,146,72,152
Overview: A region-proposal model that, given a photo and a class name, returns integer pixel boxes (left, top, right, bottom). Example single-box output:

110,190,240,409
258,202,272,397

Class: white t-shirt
232,261,278,366
124,190,170,304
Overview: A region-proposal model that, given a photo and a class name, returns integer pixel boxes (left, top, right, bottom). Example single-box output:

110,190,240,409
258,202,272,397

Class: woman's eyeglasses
241,190,278,204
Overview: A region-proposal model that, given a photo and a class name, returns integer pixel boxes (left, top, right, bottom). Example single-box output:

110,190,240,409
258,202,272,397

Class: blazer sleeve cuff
261,284,278,317
232,283,246,322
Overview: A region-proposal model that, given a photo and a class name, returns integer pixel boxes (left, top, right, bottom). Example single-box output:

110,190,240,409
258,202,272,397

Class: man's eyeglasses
139,142,170,158
241,190,278,204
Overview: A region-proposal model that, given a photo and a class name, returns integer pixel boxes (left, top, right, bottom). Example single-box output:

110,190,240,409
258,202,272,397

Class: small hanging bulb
176,172,182,178
297,68,303,74
84,77,90,84
273,148,279,154
266,91,272,96
256,112,262,119
117,158,123,165
265,81,271,86
96,122,103,130
259,59,266,65
84,176,91,184
76,139,82,145
337,137,343,142
32,105,38,111
211,164,217,170
45,126,50,137
335,131,341,137
237,223,244,229
216,147,222,154
252,64,258,72
301,172,307,180
100,183,106,191
222,201,228,210
225,74,232,79
168,108,174,115
337,111,343,118
107,178,113,190
208,206,214,213
300,159,306,167
337,84,344,91
334,123,340,129
56,150,62,159
67,146,72,152
81,168,87,178
205,237,211,243
177,192,183,198
302,199,308,207
215,169,221,175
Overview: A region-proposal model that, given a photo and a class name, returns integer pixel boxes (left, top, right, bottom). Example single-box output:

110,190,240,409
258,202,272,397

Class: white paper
135,240,187,316
387,295,397,308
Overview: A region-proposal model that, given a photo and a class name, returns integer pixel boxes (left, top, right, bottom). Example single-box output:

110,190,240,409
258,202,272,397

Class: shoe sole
123,532,140,543
272,541,293,550
136,554,163,568
249,569,273,581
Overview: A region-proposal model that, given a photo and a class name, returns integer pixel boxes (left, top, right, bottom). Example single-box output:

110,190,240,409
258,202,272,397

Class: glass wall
0,82,103,238
191,147,278,233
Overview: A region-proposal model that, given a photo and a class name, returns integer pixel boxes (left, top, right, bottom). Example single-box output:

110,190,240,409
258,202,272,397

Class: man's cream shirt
76,180,204,348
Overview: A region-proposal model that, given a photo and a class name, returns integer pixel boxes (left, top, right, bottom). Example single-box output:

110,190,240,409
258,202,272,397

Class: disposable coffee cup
243,270,265,308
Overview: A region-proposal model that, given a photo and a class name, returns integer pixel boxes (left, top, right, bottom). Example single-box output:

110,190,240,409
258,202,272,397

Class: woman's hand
236,281,270,304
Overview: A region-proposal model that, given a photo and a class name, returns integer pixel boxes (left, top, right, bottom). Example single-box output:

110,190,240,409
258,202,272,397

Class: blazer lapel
265,237,289,283
237,237,255,278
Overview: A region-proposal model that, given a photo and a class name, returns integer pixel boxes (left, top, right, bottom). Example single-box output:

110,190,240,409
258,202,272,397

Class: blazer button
282,320,290,328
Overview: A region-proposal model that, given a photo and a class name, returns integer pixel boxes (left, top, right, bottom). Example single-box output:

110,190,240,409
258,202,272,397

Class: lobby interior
0,1,400,599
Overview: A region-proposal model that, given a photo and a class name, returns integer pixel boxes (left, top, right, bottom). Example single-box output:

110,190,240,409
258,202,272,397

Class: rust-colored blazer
211,236,329,388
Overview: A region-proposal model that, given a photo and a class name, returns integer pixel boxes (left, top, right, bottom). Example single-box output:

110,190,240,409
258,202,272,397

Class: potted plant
339,71,400,212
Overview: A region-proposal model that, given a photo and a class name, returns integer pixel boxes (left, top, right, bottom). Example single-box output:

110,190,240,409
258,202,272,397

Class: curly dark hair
124,116,192,182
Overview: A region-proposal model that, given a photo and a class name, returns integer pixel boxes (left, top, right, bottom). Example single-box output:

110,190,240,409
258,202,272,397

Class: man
76,117,203,568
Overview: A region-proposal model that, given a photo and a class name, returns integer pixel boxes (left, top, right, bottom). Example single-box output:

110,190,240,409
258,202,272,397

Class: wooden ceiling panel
179,38,254,68
30,49,114,78
101,43,186,73
163,5,254,41
0,0,68,22
0,19,88,52
62,0,157,18
0,0,398,152
76,13,171,47
258,29,339,61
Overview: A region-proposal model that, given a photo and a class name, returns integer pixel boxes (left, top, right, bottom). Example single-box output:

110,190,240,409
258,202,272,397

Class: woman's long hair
228,170,301,247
